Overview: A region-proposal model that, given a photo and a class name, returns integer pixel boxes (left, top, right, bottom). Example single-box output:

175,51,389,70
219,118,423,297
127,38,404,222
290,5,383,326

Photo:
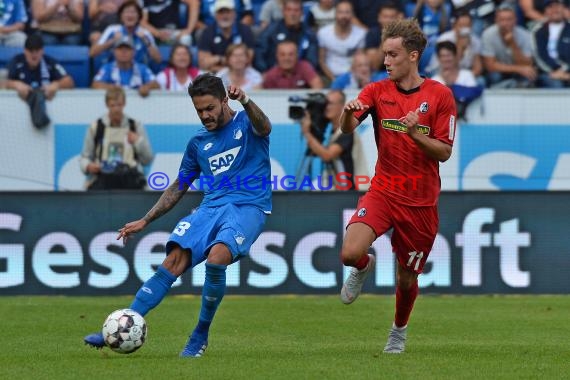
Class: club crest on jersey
233,128,243,140
208,146,241,175
203,142,213,151
419,102,429,113
234,232,246,245
357,208,367,217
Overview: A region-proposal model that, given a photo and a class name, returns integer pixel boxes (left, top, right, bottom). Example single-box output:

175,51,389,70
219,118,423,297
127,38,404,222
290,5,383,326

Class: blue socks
130,265,177,317
195,263,227,335
128,262,226,339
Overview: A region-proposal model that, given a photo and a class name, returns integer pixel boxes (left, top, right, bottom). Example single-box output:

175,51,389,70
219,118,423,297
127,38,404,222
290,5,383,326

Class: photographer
300,90,364,190
80,87,154,190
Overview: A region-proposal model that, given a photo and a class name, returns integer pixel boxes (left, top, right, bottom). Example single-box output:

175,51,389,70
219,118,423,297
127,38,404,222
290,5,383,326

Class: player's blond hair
382,18,427,59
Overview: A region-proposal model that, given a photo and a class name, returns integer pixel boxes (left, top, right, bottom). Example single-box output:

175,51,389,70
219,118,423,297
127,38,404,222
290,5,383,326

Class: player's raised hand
117,219,147,245
344,99,369,114
227,85,245,102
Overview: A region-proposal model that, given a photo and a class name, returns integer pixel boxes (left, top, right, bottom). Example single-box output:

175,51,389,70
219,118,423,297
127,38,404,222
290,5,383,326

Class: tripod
296,147,337,190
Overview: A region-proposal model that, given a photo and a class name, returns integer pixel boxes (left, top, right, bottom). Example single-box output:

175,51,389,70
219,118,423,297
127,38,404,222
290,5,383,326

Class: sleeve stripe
449,115,456,141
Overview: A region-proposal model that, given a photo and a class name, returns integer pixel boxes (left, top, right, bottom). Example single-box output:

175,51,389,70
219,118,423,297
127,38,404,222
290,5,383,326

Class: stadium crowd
1,0,570,95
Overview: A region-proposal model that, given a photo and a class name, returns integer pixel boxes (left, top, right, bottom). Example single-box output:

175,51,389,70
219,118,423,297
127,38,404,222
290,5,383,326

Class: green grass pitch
1,295,569,379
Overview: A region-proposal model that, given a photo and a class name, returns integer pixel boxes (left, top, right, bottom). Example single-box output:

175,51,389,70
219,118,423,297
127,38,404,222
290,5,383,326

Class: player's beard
215,112,226,129
201,111,225,130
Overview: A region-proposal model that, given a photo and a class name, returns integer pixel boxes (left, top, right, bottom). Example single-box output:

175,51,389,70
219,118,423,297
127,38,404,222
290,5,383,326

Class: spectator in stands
31,0,84,45
197,0,255,73
531,0,570,88
519,0,570,28
81,87,154,190
92,35,159,97
0,0,28,47
350,0,401,29
481,2,537,88
6,34,74,128
330,50,386,90
254,0,319,73
154,43,201,91
262,40,323,89
197,0,254,30
432,41,480,86
140,0,199,46
410,0,453,73
6,34,74,100
451,0,502,36
257,0,284,33
216,43,262,90
364,2,401,71
318,0,366,84
91,1,162,66
306,0,336,32
432,41,483,118
88,0,126,45
426,10,483,78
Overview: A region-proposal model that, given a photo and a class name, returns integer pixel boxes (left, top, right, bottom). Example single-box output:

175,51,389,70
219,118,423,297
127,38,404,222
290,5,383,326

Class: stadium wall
1,192,569,295
0,89,569,191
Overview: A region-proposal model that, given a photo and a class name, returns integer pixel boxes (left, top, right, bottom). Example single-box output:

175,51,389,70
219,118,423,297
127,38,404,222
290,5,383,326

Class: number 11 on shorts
407,251,424,271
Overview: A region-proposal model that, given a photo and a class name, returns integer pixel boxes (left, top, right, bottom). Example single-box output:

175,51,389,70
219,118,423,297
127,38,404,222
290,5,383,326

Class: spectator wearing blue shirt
92,36,159,97
409,0,452,73
197,0,255,73
330,50,387,90
90,1,162,67
0,0,28,46
6,34,74,128
6,34,74,100
254,0,319,73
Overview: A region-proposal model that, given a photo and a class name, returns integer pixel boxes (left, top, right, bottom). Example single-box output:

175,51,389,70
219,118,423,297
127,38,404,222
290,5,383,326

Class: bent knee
206,243,232,265
162,247,190,277
396,268,418,289
340,242,367,266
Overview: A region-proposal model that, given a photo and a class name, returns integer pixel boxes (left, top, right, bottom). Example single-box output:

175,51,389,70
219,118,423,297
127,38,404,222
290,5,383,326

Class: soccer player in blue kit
84,73,272,357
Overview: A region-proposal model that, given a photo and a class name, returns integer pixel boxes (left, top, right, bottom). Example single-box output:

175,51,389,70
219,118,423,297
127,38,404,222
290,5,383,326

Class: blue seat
0,46,91,88
44,45,91,88
150,44,173,73
0,46,22,68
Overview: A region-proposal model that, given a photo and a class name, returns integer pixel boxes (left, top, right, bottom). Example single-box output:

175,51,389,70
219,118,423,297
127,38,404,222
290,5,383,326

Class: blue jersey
179,110,271,213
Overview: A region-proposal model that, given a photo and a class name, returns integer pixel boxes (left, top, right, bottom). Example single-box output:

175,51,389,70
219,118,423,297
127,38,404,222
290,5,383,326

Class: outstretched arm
117,178,189,243
227,85,272,137
143,178,189,223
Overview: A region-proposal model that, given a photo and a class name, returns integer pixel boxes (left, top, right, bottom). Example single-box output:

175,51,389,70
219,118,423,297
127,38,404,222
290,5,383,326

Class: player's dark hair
187,73,226,100
382,18,427,59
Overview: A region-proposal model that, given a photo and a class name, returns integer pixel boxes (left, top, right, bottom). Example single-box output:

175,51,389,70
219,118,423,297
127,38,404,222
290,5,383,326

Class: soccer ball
102,309,147,354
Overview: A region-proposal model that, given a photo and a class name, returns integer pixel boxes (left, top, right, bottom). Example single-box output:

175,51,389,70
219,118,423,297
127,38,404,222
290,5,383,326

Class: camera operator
80,87,154,190
300,89,361,190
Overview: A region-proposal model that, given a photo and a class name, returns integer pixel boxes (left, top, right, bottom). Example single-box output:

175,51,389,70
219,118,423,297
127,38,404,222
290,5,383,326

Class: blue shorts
166,203,267,269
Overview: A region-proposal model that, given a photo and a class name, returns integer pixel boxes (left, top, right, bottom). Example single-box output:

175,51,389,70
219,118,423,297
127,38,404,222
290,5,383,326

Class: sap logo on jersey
209,146,241,175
